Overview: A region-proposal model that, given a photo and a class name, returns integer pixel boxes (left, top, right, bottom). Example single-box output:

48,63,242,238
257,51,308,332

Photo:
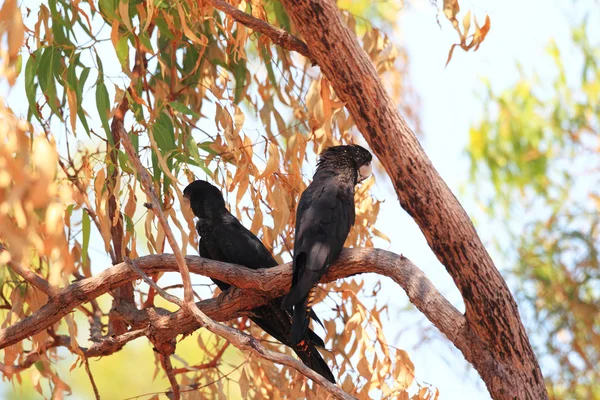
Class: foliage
468,20,600,400
0,0,446,398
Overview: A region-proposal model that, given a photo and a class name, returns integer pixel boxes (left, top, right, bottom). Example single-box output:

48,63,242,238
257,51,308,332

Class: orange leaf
176,2,207,47
110,19,120,49
473,15,491,50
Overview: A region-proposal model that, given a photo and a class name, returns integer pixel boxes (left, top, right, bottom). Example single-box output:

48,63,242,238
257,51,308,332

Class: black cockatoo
183,180,335,383
281,144,373,345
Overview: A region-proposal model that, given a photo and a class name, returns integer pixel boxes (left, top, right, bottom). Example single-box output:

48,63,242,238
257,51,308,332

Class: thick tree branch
207,0,313,62
0,249,463,352
278,1,546,398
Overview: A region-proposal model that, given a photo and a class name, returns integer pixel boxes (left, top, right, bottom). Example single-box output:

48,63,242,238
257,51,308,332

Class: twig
83,357,101,400
207,0,314,63
160,353,180,400
0,244,54,296
125,257,182,306
0,329,145,376
172,342,230,374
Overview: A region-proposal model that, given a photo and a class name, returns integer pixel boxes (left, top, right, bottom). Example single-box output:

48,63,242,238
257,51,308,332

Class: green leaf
123,214,134,234
185,135,211,175
116,34,129,68
170,102,200,119
48,0,69,45
118,150,135,174
273,0,291,30
15,54,22,77
154,17,175,40
66,53,79,91
95,78,112,144
77,67,91,136
151,150,161,183
232,57,247,104
25,49,42,122
139,32,154,52
99,0,118,20
37,47,61,117
82,209,90,264
130,130,139,154
152,111,176,152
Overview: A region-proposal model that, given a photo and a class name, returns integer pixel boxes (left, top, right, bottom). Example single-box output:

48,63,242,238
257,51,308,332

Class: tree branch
278,0,546,398
0,249,463,353
207,0,313,62
0,244,54,296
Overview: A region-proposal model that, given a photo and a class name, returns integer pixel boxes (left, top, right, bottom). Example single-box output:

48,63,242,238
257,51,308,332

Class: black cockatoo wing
209,222,278,270
284,182,354,308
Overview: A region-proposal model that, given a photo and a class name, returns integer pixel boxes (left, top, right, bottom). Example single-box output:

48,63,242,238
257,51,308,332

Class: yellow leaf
445,43,458,67
66,88,78,134
259,142,280,178
45,203,64,235
372,227,391,243
176,2,207,47
7,7,24,62
357,356,373,381
443,0,460,21
462,11,471,37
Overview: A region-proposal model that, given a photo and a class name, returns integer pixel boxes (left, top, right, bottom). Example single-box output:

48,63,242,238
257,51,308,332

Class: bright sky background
372,0,592,398
2,0,595,398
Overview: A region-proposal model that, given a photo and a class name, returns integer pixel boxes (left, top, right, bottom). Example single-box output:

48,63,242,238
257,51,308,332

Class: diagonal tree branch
207,0,313,62
277,0,546,398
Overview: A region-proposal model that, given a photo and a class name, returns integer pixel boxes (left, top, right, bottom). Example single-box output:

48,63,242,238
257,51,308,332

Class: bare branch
0,250,464,354
207,0,313,62
83,357,100,400
0,329,146,376
125,257,182,307
172,342,229,375
161,353,180,400
1,244,54,296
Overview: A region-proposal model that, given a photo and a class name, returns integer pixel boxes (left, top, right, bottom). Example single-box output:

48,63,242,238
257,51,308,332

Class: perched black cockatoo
183,180,335,383
281,144,373,345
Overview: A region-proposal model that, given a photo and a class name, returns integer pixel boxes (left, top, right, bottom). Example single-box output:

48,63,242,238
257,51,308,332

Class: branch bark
0,248,457,398
207,0,313,62
0,249,463,357
277,1,546,399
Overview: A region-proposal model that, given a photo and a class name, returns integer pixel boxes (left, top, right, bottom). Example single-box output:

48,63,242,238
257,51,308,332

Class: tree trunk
280,1,547,398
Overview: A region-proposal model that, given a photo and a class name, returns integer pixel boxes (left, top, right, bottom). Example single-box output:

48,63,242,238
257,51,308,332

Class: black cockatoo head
317,144,373,183
183,180,226,218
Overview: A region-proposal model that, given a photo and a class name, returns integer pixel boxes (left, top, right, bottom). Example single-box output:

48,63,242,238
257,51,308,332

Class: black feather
282,145,372,344
184,180,335,383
